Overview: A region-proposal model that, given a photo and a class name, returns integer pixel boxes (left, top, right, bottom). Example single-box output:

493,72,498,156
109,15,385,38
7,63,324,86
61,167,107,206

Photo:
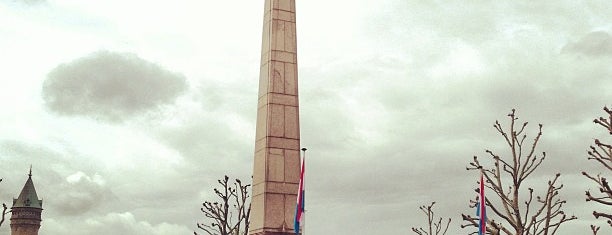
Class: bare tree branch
196,176,251,235
584,106,612,229
463,109,576,235
591,224,600,235
412,202,451,235
0,203,6,228
0,178,6,228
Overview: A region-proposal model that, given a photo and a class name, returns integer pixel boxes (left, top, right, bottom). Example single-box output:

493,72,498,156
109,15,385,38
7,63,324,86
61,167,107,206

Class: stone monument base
250,232,301,235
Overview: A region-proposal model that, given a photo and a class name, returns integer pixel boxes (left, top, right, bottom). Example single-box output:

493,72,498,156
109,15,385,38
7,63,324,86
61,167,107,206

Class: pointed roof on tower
12,167,43,209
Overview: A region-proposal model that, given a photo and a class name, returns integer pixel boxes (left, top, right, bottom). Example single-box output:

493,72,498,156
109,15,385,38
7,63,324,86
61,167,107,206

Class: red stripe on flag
296,155,305,222
479,172,486,234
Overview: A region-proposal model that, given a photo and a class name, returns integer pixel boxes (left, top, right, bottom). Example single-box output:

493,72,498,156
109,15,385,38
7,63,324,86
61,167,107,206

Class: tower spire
11,168,43,235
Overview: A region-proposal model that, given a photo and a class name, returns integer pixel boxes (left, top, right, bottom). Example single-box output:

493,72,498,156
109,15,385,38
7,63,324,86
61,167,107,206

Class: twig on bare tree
583,106,612,229
412,202,451,235
591,224,600,235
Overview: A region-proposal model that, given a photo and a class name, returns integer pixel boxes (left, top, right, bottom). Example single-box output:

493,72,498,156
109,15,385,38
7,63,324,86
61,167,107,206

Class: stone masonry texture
250,0,301,235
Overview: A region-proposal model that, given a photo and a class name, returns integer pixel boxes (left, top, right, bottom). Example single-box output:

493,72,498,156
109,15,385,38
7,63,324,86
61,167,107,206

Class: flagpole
479,167,485,235
301,147,307,235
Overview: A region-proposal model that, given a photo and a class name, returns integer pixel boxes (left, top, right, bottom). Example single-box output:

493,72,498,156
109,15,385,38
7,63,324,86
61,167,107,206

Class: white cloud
427,42,487,80
66,171,105,185
43,212,191,235
54,171,114,216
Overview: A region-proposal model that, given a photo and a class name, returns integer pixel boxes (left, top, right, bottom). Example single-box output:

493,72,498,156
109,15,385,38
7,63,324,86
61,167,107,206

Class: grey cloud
149,82,256,171
54,171,116,216
155,113,253,177
0,139,203,234
563,31,612,57
0,141,118,216
43,51,188,122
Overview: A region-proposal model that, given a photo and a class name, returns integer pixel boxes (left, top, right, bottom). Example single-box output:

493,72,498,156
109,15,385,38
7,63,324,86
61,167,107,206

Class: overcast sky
0,0,611,234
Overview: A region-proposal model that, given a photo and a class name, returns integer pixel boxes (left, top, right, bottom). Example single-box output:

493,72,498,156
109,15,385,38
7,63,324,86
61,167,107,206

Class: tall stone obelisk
250,0,301,234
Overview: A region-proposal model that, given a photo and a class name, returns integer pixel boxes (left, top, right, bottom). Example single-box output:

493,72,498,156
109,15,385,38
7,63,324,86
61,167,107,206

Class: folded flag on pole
294,151,305,234
477,172,486,235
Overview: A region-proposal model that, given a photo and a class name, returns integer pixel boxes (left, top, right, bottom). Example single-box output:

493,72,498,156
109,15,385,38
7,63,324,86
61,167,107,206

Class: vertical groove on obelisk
251,0,300,234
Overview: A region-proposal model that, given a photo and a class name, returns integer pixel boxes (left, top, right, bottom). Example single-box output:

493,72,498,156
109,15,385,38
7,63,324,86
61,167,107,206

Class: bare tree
195,175,251,235
461,109,576,235
0,178,6,228
412,202,451,235
583,106,612,232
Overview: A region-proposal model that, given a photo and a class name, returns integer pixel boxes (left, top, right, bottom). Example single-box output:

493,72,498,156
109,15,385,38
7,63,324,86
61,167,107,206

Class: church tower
10,169,43,235
250,0,301,234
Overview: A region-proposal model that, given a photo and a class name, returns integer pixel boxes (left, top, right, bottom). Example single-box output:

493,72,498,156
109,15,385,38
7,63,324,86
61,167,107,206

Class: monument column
250,0,301,234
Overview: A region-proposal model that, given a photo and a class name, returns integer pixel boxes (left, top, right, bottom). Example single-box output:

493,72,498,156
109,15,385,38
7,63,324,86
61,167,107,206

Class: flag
294,152,305,234
477,172,486,235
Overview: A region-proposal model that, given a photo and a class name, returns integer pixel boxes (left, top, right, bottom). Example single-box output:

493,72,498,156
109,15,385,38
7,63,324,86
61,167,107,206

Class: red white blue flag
476,172,486,235
294,152,305,234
